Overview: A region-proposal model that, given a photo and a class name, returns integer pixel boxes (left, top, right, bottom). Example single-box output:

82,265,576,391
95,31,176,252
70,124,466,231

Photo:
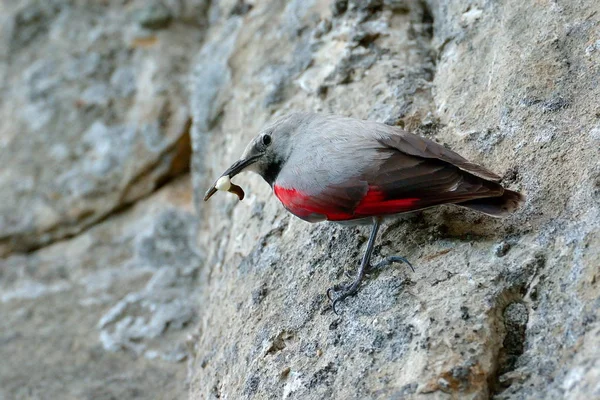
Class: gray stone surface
0,0,205,256
0,0,206,398
1,0,599,399
189,0,600,399
0,177,200,399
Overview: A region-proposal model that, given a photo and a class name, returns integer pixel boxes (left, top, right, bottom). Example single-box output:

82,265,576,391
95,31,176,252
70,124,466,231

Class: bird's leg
327,219,415,314
344,256,414,278
327,217,381,314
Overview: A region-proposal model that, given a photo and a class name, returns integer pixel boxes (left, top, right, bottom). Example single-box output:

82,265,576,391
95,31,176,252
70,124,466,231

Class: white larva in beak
215,175,232,191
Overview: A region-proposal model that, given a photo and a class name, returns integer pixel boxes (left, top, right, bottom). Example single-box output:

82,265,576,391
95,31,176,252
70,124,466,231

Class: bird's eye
262,134,272,146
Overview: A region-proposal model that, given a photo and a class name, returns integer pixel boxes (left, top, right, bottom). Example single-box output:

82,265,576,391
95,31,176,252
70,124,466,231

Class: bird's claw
326,256,414,315
371,256,414,273
326,286,335,302
326,283,348,302
326,283,356,315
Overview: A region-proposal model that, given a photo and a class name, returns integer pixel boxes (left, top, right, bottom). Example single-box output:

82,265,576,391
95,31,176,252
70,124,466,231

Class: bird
204,112,525,313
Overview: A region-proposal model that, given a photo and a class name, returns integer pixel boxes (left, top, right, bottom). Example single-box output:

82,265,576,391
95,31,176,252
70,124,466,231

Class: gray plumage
204,112,525,313
212,112,524,222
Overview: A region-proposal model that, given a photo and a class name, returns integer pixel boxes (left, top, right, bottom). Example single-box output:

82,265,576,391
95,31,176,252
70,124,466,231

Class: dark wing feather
275,120,505,221
378,129,502,182
277,150,503,222
366,150,503,208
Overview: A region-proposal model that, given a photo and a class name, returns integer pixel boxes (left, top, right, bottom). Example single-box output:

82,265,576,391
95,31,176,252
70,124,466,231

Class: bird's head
204,112,312,201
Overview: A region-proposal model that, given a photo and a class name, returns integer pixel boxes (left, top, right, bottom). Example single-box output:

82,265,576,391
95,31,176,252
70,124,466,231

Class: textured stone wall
1,0,598,399
0,1,206,398
0,0,205,255
189,0,599,399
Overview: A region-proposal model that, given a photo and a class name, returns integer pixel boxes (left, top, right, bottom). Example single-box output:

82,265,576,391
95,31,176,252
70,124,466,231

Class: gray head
204,112,314,201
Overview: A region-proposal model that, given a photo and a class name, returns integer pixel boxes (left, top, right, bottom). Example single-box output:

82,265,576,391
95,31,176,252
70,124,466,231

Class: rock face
0,1,205,398
189,0,599,399
0,177,201,399
1,0,599,399
0,0,204,256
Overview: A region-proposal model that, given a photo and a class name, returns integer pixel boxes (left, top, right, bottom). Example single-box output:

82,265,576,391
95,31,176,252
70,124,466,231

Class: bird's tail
457,189,525,218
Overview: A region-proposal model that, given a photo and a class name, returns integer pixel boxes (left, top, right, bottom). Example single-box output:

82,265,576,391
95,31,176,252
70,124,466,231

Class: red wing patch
274,185,419,222
273,186,352,221
353,189,419,216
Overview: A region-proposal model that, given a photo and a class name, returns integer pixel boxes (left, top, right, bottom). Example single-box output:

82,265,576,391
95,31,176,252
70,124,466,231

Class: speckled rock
1,0,598,398
0,0,206,256
189,0,599,399
0,177,201,399
0,0,208,397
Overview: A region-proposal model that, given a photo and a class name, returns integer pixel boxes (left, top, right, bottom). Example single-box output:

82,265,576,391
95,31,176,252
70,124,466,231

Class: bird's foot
326,281,361,315
328,255,414,315
371,255,414,273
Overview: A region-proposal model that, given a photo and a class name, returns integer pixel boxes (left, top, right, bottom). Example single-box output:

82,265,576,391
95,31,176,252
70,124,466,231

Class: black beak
203,156,260,201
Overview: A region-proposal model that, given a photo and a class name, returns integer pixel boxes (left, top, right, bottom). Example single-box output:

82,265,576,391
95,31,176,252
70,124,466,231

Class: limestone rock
0,177,200,399
0,0,205,256
1,0,598,398
189,0,600,399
